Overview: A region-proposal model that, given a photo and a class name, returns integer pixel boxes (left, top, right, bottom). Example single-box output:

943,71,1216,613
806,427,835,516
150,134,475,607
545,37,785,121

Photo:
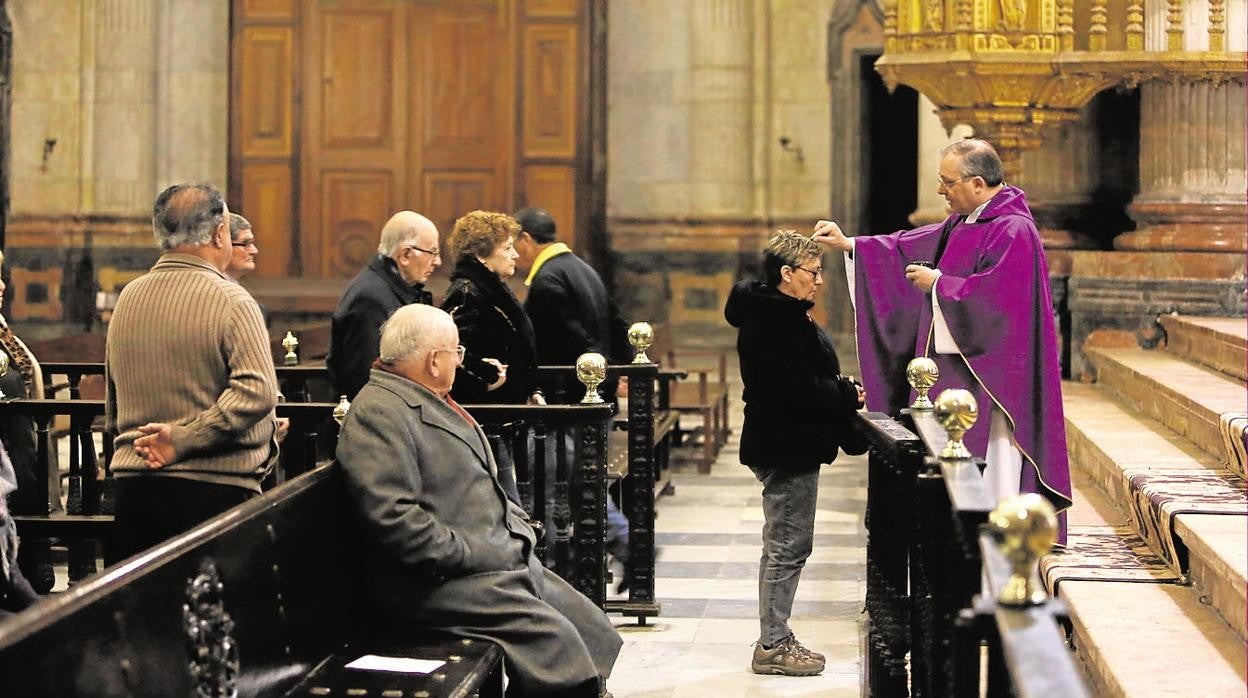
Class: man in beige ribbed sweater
105,183,279,562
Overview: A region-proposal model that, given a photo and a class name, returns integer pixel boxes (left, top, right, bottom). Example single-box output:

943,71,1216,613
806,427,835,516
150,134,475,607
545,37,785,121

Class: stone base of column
1116,201,1248,252
1066,250,1247,380
908,206,949,227
1030,201,1101,251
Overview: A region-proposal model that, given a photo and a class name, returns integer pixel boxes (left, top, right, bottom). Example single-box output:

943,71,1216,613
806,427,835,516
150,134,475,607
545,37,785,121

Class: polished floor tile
609,408,869,697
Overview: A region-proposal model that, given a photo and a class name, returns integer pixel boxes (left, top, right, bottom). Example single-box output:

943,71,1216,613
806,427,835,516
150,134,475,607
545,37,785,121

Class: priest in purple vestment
813,139,1072,542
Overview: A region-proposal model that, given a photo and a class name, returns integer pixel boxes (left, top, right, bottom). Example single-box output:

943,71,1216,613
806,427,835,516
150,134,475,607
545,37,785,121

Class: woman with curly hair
441,211,545,502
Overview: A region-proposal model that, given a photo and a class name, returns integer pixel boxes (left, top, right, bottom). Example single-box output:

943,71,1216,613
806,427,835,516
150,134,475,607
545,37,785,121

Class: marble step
1086,347,1245,465
1061,580,1246,697
1063,382,1247,642
1160,315,1247,382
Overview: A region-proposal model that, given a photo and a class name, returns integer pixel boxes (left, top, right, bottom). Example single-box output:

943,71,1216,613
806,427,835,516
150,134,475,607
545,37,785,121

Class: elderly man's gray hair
151,183,226,250
379,303,456,365
378,211,436,257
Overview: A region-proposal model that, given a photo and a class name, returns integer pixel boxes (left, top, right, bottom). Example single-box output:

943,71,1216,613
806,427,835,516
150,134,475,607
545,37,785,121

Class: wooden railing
859,402,1088,696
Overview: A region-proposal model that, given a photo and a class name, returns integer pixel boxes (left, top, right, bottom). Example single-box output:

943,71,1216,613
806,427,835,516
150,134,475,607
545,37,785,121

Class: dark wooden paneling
522,24,578,160
240,163,294,277
239,27,294,158
320,170,393,277
522,164,576,245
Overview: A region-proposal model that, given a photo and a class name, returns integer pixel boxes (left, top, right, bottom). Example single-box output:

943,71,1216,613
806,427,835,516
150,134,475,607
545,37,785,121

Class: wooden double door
230,0,601,279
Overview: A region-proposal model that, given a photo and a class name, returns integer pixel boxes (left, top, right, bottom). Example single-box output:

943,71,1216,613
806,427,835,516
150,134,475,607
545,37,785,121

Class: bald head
379,211,441,284
378,304,460,395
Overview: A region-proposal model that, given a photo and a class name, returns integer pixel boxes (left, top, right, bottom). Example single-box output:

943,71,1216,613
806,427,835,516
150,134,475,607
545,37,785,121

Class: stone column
1021,103,1099,250
90,0,158,214
910,95,971,226
688,0,755,217
1117,80,1247,252
154,0,229,189
1117,0,1248,251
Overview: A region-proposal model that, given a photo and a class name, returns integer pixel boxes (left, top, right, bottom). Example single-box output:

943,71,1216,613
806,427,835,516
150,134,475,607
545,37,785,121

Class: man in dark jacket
512,208,631,578
724,231,864,677
327,211,441,399
513,208,628,368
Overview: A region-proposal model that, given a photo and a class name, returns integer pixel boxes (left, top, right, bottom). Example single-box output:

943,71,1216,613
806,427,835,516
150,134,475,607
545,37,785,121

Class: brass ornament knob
934,388,978,460
906,356,940,410
281,331,299,366
628,322,654,364
988,493,1057,607
575,352,607,404
332,395,351,426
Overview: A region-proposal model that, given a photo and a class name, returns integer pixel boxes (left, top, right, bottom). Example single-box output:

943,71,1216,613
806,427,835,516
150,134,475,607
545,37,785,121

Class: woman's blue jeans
749,465,819,647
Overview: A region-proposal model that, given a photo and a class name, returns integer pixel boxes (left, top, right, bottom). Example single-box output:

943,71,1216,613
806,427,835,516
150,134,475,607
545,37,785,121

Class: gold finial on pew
282,331,299,366
987,493,1057,607
906,356,939,410
576,352,607,404
934,388,978,460
628,322,654,364
333,395,351,426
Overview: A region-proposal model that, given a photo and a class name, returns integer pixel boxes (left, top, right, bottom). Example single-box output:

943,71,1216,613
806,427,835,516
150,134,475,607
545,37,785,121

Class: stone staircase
1059,314,1247,696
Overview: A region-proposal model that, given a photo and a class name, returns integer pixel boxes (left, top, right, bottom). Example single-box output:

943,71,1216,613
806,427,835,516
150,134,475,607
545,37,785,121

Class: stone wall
4,0,227,333
606,0,845,345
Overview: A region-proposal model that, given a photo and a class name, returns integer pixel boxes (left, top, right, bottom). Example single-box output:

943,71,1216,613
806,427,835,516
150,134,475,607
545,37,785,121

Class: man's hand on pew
134,422,176,469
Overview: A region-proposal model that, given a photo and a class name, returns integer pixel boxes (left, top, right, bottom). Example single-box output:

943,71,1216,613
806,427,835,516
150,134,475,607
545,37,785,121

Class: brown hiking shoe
751,637,826,676
790,636,825,663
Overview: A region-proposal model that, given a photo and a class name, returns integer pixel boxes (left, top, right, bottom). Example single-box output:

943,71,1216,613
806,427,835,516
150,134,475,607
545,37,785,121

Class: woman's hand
527,392,547,406
482,358,508,391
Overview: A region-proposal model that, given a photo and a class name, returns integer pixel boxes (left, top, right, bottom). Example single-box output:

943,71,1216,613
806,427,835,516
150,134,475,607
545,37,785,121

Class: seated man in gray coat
335,303,622,698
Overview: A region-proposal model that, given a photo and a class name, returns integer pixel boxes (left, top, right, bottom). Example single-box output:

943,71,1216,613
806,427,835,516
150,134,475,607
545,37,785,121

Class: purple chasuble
852,185,1072,539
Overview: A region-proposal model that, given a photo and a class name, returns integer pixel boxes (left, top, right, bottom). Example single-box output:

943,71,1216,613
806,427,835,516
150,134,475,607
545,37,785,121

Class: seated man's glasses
433,345,466,365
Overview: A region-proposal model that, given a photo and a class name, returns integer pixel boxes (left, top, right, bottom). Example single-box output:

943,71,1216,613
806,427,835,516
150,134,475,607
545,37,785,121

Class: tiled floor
606,433,870,697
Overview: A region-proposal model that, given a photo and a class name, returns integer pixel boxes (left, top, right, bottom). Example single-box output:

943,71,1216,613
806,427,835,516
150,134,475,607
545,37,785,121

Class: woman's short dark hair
761,230,822,287
448,210,521,260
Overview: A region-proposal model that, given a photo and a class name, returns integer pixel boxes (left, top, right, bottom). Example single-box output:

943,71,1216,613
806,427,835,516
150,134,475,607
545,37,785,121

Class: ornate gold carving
1056,0,1073,50
1167,0,1185,50
1089,0,1108,50
1209,0,1226,51
877,0,1246,177
1125,0,1145,50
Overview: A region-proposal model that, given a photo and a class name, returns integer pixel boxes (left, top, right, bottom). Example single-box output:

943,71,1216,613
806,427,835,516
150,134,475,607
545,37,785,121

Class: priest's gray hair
941,138,1004,187
762,230,822,287
379,303,456,365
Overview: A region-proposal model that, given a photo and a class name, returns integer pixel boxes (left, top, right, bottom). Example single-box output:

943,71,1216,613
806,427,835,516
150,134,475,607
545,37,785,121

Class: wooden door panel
320,10,395,150
423,173,496,237
240,163,294,277
241,0,294,20
320,171,393,277
521,165,576,245
301,0,408,278
238,26,294,159
522,24,577,159
411,7,509,171
526,0,579,18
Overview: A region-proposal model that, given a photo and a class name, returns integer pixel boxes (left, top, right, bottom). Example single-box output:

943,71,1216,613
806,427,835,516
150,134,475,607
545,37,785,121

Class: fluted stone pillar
689,0,755,217
1022,104,1099,250
910,95,971,226
90,0,158,213
1117,80,1247,251
1117,0,1248,251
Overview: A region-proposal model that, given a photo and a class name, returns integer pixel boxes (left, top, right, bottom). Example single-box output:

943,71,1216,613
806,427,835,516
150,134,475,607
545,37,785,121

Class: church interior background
0,0,1245,694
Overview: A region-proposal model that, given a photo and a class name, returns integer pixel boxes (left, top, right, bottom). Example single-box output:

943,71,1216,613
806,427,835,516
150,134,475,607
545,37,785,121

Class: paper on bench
344,654,446,674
